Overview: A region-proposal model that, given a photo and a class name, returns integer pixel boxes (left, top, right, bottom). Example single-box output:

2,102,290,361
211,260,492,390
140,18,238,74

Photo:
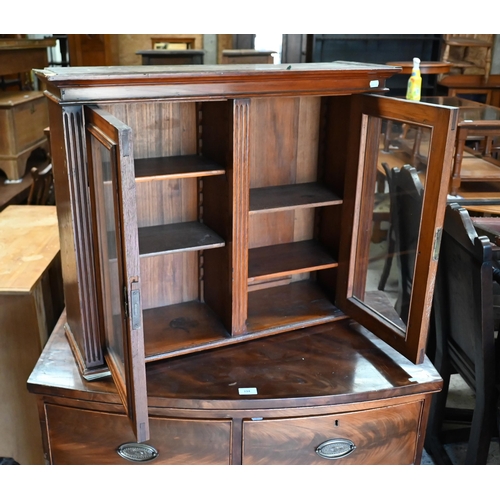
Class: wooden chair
425,203,500,464
377,165,424,326
377,162,395,291
441,34,493,83
27,163,55,205
392,165,424,323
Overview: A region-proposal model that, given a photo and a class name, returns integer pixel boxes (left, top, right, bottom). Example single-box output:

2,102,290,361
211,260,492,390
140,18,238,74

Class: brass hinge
123,286,141,330
433,227,443,261
131,289,141,330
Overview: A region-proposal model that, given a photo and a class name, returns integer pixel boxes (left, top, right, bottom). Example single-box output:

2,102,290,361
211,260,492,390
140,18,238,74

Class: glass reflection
90,135,125,378
353,118,429,334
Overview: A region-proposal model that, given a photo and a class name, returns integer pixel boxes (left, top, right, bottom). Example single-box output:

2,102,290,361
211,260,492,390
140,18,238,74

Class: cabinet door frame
85,105,149,442
337,94,458,364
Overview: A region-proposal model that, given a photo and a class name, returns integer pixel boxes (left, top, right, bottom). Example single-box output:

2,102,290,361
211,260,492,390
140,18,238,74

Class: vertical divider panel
60,105,105,373
231,99,250,335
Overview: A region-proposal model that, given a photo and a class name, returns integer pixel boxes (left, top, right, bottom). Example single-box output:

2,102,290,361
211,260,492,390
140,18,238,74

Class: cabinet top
36,61,399,81
28,311,442,410
34,62,401,103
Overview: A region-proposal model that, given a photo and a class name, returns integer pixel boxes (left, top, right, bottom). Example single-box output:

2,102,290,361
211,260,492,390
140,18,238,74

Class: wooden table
386,61,452,97
439,75,500,107
386,61,452,75
448,181,500,215
0,171,32,211
471,216,500,246
421,97,500,195
0,205,63,464
221,49,276,64
137,49,205,65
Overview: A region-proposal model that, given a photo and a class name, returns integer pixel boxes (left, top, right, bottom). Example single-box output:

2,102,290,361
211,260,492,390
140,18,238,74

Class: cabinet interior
98,95,352,362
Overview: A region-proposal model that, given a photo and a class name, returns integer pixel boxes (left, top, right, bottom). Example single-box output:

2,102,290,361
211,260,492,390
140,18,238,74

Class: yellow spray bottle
406,57,422,101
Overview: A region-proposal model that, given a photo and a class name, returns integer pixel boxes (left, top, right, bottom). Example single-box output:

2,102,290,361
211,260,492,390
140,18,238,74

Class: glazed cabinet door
85,106,149,442
337,94,458,364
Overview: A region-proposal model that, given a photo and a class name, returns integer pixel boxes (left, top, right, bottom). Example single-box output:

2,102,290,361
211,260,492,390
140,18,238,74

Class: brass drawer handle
117,442,159,462
316,438,356,460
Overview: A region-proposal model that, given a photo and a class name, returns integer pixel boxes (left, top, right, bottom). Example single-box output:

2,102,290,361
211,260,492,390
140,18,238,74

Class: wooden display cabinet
28,63,458,464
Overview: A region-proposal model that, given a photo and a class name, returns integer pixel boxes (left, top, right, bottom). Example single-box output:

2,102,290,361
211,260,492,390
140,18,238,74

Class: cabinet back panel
101,101,197,158
249,97,320,189
140,252,198,309
135,177,198,228
321,96,353,198
200,100,232,168
249,209,314,249
317,205,343,258
296,97,321,183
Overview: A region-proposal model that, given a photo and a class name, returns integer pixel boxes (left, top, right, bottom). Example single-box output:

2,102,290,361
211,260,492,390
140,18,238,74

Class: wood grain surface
0,205,59,293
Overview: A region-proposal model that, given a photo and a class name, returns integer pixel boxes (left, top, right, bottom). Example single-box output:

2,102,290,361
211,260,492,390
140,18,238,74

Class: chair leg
425,309,454,465
497,393,500,448
424,359,453,463
425,378,454,465
378,229,394,291
464,393,494,464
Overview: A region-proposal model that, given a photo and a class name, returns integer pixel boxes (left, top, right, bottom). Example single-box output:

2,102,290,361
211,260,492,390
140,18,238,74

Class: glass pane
352,117,429,335
90,134,125,379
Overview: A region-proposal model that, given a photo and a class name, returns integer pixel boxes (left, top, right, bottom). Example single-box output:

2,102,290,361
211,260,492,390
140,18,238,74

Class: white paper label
369,80,379,88
238,387,258,395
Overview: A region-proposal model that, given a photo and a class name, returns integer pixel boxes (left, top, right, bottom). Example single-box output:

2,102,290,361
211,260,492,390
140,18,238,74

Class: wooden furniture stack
0,91,50,181
439,35,499,106
28,62,458,465
0,205,63,464
441,35,494,81
0,38,53,183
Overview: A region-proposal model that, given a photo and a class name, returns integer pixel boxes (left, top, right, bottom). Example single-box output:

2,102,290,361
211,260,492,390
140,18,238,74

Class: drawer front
242,401,423,465
12,97,49,152
0,98,48,155
45,404,231,465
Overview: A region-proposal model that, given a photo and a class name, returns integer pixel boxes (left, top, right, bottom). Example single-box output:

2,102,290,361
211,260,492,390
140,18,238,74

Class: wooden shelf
444,37,492,48
143,301,229,361
142,283,345,361
459,155,500,182
249,182,342,214
248,240,337,283
138,221,225,256
247,280,345,334
134,155,225,181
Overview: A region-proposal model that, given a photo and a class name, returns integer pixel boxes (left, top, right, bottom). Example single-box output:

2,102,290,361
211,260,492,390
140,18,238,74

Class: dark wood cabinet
29,62,458,463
